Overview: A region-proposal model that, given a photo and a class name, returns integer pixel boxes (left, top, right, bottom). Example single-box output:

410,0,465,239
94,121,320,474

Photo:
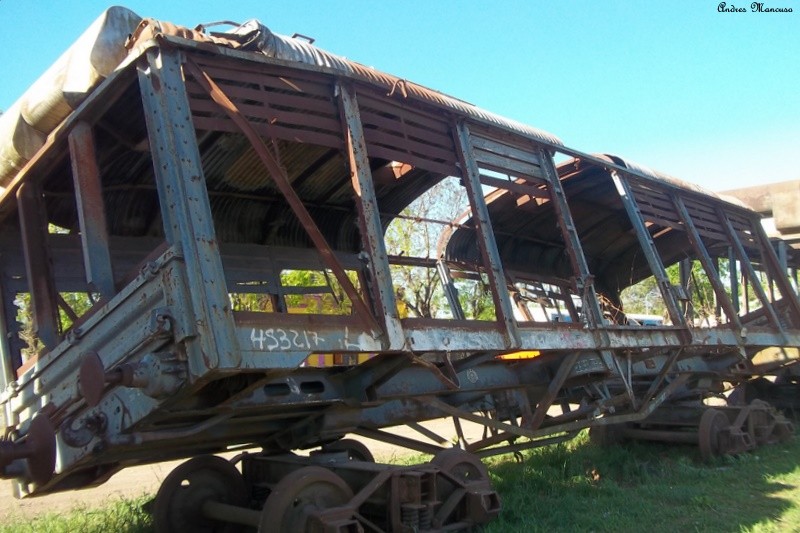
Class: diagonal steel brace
183,57,382,336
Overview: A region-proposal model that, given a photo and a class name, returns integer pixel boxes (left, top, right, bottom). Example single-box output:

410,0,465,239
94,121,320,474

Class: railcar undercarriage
0,8,797,532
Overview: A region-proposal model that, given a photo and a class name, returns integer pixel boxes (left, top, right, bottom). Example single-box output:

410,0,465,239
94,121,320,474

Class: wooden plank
186,79,339,115
365,144,458,176
631,189,677,214
473,146,543,179
638,213,683,231
192,60,334,98
478,175,550,198
191,116,345,150
468,122,541,151
364,128,458,164
470,135,541,167
190,99,343,133
358,108,455,149
356,94,452,133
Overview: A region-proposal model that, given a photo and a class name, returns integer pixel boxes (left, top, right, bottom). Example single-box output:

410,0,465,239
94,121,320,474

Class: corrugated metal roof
183,18,564,148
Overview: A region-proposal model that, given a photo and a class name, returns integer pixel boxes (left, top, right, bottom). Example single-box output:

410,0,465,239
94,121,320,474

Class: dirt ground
0,418,485,521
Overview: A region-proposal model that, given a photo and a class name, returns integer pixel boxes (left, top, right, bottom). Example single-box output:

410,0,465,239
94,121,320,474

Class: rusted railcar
0,8,796,532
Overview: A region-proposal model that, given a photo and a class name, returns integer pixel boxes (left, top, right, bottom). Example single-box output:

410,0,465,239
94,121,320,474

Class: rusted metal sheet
138,47,240,374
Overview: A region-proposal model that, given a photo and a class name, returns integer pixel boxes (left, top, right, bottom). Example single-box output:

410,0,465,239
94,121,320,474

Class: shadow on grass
3,432,798,532
484,432,800,532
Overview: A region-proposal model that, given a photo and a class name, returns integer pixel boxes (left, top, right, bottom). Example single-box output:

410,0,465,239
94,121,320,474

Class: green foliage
484,431,800,532
621,260,731,323
0,496,153,533
385,178,466,318
385,177,495,319
280,269,355,315
455,275,496,320
228,269,359,315
14,291,96,358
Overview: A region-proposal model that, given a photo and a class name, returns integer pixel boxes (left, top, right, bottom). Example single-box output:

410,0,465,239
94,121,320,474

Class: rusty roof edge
554,152,756,215
603,154,754,212
150,32,564,148
223,21,565,147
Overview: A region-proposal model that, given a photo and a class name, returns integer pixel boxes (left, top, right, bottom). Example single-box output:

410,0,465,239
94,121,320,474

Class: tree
385,177,472,318
621,259,733,325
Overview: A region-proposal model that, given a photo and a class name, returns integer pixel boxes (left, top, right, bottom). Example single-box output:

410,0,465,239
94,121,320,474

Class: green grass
0,496,152,533
484,432,800,532
1,435,799,532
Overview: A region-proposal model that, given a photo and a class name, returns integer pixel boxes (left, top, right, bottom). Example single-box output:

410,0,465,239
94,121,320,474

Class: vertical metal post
337,82,403,348
729,246,739,314
138,48,239,374
538,149,608,330
713,257,722,323
436,261,466,321
611,171,687,329
539,152,633,400
183,58,380,336
452,120,519,347
17,182,59,349
672,195,742,330
715,207,784,332
0,278,15,388
777,241,797,296
750,219,800,327
69,121,116,300
679,259,692,321
777,241,789,275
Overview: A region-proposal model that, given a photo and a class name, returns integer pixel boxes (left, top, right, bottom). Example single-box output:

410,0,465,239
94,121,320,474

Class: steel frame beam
672,195,743,332
611,170,688,330
337,81,404,348
182,57,382,339
453,120,520,347
138,48,240,374
750,219,800,327
538,148,607,330
17,181,59,349
539,150,633,401
68,121,116,300
715,207,784,333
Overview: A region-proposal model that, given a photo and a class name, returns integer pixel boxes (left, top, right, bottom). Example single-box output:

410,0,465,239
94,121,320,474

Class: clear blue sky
0,0,797,191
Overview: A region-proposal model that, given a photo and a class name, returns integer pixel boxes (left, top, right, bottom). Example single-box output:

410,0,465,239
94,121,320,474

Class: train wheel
321,438,375,462
698,409,730,461
153,455,248,533
430,448,489,485
259,466,353,532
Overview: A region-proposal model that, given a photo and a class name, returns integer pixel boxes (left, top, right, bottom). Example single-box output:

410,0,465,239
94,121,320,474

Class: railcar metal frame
0,27,796,513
